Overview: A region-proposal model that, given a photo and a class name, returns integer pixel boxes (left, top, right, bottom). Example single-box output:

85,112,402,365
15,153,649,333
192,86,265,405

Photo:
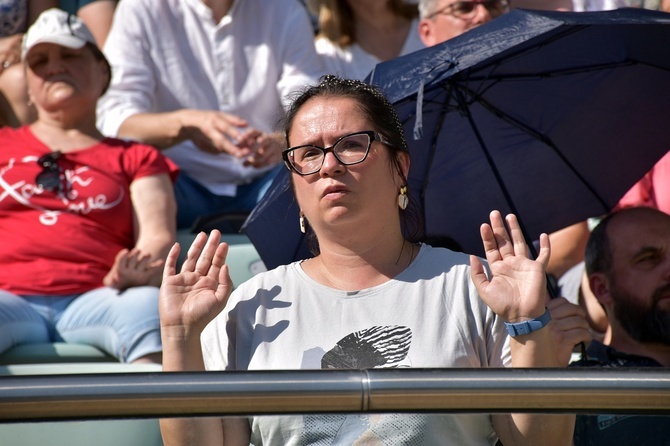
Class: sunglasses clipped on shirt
35,151,66,193
428,0,510,20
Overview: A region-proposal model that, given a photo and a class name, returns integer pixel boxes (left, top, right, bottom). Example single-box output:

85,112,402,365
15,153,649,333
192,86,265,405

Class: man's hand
546,296,592,366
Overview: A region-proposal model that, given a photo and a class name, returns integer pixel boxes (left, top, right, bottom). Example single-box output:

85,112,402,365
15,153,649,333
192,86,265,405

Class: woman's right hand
159,230,233,342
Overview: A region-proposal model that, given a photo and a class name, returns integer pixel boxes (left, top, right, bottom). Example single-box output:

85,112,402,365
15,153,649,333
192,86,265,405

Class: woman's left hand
470,210,550,323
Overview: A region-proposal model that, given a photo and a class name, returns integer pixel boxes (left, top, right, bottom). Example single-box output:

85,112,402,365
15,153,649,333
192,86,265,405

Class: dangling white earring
299,211,306,234
398,186,408,210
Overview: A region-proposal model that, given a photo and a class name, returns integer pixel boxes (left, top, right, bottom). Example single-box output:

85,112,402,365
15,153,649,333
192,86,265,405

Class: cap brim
24,35,88,58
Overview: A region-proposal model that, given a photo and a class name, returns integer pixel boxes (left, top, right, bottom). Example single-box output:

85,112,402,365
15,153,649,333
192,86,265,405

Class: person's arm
103,174,176,289
470,211,575,446
77,0,117,48
159,231,251,446
119,110,283,167
546,221,589,280
96,0,274,164
118,110,251,155
130,174,176,279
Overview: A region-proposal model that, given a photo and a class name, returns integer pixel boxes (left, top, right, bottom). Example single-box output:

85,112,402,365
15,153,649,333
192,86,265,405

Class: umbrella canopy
244,8,670,269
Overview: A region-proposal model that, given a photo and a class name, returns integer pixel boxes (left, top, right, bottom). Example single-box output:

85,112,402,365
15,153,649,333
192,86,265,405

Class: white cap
22,8,98,59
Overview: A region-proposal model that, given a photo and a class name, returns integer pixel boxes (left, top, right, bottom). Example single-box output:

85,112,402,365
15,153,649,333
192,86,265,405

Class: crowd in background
1,1,669,444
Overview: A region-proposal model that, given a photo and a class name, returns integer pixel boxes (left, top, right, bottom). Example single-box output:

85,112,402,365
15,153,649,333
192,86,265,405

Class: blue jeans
0,287,161,363
175,167,281,230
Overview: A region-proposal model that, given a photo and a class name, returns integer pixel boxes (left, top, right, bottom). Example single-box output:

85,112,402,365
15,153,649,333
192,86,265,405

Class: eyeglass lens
35,152,64,193
288,132,372,175
449,0,508,18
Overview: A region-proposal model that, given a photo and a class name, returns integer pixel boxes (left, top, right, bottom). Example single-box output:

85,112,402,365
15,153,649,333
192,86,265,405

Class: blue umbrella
243,8,670,270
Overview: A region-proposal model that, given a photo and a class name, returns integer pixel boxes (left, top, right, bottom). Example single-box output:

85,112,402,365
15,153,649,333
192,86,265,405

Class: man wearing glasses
417,0,510,46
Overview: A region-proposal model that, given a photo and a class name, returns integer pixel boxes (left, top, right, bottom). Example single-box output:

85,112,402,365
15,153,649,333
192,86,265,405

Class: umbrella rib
452,86,539,259
419,84,454,220
460,84,611,213
446,23,589,84
466,60,636,82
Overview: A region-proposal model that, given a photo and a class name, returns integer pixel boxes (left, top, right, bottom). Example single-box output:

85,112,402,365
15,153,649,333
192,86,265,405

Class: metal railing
1,368,669,422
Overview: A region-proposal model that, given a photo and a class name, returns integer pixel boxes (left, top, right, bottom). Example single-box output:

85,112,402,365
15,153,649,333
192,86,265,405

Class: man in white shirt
97,0,325,229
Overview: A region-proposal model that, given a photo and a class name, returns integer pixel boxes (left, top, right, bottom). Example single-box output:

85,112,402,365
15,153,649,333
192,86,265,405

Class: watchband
504,307,552,337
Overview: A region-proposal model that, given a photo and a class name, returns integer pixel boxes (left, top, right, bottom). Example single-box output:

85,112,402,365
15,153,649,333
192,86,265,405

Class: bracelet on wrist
504,307,551,337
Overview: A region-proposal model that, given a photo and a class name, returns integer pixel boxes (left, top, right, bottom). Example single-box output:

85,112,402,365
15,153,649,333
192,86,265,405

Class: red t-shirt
0,126,178,295
616,151,670,214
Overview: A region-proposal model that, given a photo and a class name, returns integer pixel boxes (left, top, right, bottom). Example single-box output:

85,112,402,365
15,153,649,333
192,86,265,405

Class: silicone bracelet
504,307,551,337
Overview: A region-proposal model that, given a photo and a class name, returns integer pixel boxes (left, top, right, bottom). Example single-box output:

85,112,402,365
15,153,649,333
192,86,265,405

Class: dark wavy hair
281,75,423,255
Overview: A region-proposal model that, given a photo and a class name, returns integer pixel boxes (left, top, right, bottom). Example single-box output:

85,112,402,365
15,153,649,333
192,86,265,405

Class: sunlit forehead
290,96,372,147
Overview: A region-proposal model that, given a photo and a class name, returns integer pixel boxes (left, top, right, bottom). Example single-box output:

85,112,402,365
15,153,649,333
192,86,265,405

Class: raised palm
470,211,550,323
159,231,233,337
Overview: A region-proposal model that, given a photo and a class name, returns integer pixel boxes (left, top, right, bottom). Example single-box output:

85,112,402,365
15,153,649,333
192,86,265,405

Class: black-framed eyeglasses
282,130,390,176
35,151,65,193
427,0,510,20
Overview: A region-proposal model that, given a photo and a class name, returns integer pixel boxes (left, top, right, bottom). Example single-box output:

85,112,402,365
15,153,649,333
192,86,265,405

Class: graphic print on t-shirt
301,325,430,445
0,155,124,226
321,325,412,369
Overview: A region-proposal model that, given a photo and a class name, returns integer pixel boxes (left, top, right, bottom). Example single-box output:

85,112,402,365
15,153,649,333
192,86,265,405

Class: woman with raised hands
159,75,573,445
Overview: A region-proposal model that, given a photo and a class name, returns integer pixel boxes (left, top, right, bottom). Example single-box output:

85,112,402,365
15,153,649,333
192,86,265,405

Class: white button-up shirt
97,0,325,195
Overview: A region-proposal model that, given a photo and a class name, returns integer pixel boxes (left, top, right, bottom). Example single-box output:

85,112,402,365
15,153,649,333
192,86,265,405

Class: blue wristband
504,307,551,337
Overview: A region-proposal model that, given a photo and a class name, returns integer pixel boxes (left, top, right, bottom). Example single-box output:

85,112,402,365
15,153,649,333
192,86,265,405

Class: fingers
469,254,488,292
243,134,282,167
489,210,515,259
148,258,165,269
218,264,233,293
182,109,249,156
178,230,231,291
113,248,130,266
479,212,503,264
216,111,248,128
548,297,592,344
208,240,230,284
206,112,249,154
180,232,208,273
547,296,588,319
505,214,529,257
237,128,262,146
481,211,546,263
103,271,120,288
162,243,181,280
536,232,551,269
194,230,222,276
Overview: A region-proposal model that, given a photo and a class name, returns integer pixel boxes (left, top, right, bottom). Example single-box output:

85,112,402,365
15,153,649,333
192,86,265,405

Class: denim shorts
0,286,161,363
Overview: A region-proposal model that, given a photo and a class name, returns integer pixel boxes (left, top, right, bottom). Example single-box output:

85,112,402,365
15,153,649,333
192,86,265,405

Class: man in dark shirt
572,206,670,445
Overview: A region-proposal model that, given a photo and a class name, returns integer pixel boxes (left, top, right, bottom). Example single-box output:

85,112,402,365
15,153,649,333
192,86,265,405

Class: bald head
585,207,670,279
